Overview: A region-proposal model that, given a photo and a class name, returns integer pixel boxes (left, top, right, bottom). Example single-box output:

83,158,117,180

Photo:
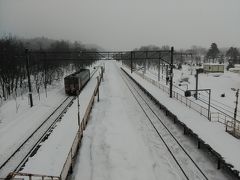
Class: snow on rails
1,66,104,179
121,66,240,179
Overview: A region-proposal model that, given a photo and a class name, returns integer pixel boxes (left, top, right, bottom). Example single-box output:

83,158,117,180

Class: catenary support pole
158,57,160,81
166,65,168,85
77,90,80,128
97,77,100,102
233,89,239,136
195,69,199,100
170,47,174,98
162,61,164,79
131,51,133,73
208,89,211,121
25,49,33,107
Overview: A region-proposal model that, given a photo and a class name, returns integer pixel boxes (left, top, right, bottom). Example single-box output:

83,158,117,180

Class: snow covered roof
203,63,224,66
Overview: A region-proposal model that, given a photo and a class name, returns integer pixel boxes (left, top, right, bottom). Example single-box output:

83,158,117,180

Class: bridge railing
59,66,104,180
123,64,240,138
8,67,104,180
133,70,211,120
9,172,60,180
226,120,240,138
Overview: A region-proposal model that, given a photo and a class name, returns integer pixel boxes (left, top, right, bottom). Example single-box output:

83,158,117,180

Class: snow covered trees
226,47,240,65
206,43,220,63
0,36,98,103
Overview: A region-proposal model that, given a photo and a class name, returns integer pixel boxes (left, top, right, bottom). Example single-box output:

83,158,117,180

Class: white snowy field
145,65,240,120
0,60,239,179
0,86,67,167
121,64,240,174
0,64,98,174
20,66,101,176
72,61,186,180
71,61,232,180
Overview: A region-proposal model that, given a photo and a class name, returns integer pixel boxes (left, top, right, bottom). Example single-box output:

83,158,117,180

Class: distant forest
0,35,239,103
0,35,99,101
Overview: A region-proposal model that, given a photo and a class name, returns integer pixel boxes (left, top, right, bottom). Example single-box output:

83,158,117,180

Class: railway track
0,68,100,179
91,66,99,78
0,96,75,178
120,69,208,180
0,65,101,179
149,69,240,119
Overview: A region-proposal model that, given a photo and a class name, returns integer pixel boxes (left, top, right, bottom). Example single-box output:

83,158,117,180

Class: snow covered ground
121,64,240,175
71,61,234,180
1,60,239,179
0,86,67,168
145,65,240,120
20,66,101,176
0,64,99,177
72,61,185,180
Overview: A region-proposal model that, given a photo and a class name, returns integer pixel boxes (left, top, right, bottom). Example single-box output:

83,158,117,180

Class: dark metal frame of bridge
26,47,191,100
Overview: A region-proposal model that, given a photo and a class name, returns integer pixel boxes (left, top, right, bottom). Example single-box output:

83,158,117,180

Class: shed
203,63,224,73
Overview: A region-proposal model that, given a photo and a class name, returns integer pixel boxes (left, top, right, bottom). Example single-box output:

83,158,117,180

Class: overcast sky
0,0,240,50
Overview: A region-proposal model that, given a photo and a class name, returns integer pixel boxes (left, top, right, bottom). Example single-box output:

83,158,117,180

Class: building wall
203,64,224,73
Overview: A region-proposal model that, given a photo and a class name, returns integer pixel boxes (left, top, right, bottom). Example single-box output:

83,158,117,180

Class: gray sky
0,0,240,50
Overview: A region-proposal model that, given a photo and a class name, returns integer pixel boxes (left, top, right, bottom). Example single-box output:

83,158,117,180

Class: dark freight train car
64,69,90,95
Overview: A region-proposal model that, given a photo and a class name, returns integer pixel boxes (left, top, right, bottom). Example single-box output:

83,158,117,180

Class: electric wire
120,68,208,180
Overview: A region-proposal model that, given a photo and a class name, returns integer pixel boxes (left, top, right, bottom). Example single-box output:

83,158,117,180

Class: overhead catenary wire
147,68,240,120
197,96,240,120
120,68,208,180
199,92,240,114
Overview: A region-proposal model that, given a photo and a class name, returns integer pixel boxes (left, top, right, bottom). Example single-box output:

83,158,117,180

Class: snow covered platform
14,67,103,179
71,61,233,180
121,65,240,177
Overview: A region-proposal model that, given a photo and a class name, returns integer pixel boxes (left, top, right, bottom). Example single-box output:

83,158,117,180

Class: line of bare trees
121,44,240,71
0,36,99,102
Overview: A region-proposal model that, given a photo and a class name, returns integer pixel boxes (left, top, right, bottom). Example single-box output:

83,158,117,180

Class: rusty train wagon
64,69,90,95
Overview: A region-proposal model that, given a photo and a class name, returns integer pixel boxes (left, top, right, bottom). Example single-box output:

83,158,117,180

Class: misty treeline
186,43,240,66
0,36,98,101
121,43,240,71
120,45,186,72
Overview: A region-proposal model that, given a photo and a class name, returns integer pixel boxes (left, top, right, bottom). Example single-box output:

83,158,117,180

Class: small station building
203,63,224,73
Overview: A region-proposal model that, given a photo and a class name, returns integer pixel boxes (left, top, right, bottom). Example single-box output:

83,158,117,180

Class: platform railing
9,172,60,180
122,64,240,139
122,65,238,127
226,120,240,138
8,67,104,180
133,70,211,119
59,66,104,180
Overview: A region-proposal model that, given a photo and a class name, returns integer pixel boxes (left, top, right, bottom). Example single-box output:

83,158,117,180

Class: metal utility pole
162,62,164,80
44,52,48,97
25,49,33,107
233,89,239,136
195,69,199,100
208,89,211,121
166,65,169,85
185,89,211,120
158,58,160,81
131,51,133,73
170,47,174,98
77,90,80,128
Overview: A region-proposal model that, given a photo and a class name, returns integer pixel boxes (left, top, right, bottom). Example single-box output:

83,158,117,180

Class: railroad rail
121,67,240,178
120,69,208,180
130,66,240,136
59,68,103,180
7,66,104,180
0,96,75,179
0,68,100,179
